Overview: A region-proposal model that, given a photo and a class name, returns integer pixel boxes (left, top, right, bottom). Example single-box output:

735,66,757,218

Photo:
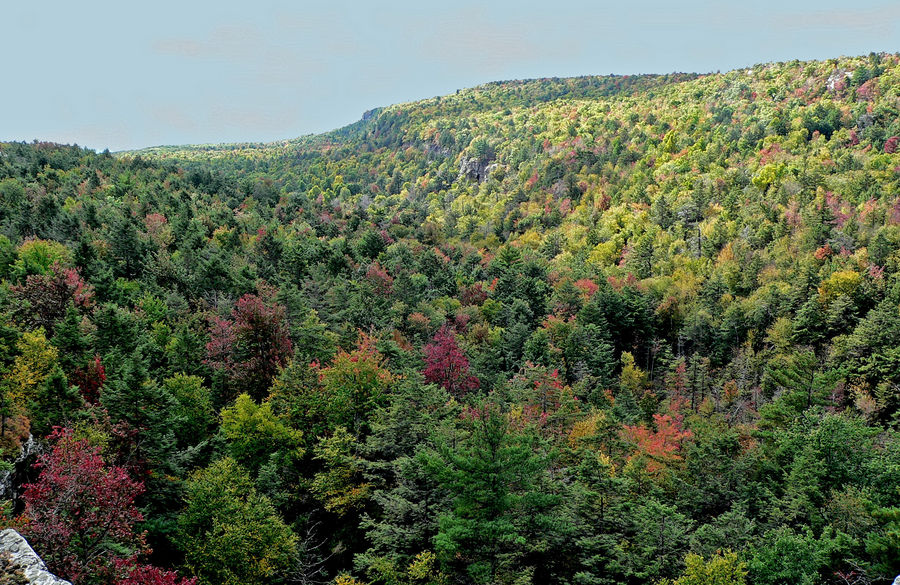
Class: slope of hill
0,54,898,585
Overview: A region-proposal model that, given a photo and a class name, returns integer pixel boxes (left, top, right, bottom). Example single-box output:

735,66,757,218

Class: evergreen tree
357,380,458,581
426,402,560,584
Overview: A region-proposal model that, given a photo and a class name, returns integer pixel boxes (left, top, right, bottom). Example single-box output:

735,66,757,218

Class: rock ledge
0,529,70,585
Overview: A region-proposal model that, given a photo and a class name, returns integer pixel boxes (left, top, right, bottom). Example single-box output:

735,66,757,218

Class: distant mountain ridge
127,71,700,159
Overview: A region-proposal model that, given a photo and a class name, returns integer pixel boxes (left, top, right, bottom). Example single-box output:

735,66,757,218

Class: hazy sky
4,0,899,151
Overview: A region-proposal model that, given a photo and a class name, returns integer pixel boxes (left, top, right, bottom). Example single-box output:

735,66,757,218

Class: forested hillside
0,53,898,585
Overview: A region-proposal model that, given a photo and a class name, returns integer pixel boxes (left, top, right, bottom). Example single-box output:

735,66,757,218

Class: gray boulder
0,529,70,585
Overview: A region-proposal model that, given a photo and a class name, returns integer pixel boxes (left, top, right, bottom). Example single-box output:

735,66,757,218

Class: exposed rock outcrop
0,435,42,500
0,530,69,585
458,157,499,182
827,68,851,92
361,107,382,121
0,435,44,510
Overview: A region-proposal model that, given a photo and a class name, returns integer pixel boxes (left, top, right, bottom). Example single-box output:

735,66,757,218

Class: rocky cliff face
0,530,69,585
0,435,43,504
458,156,499,182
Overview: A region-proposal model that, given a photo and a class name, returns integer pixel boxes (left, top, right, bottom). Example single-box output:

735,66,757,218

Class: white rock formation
0,530,70,585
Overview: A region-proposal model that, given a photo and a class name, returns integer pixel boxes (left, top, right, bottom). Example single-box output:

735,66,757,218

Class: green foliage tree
10,239,71,281
357,379,459,580
220,393,304,474
28,365,83,437
164,374,216,446
178,457,297,585
319,334,393,437
748,527,828,585
311,426,372,516
627,499,693,582
760,349,836,428
426,402,560,584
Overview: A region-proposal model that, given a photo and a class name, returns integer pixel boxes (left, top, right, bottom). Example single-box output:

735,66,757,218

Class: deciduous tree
21,428,147,584
206,290,292,402
178,457,297,585
423,325,478,398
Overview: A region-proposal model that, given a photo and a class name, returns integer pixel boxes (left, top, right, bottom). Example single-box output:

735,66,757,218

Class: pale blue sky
3,0,899,151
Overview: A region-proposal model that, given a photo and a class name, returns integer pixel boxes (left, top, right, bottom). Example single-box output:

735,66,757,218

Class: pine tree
426,402,559,584
28,366,83,437
627,499,693,582
357,379,459,580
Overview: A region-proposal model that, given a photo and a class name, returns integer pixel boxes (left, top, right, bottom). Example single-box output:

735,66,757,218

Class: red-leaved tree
423,325,479,398
113,560,197,585
21,428,146,583
70,355,106,405
206,290,292,401
10,263,93,332
622,414,693,477
21,428,196,585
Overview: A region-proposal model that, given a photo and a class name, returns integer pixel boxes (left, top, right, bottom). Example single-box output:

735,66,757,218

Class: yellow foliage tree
658,550,747,585
1,329,58,442
8,329,58,405
818,269,862,302
619,352,648,396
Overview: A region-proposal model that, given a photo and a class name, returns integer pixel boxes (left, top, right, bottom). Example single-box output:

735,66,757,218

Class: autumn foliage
10,263,93,331
622,414,693,476
206,290,292,400
19,428,195,585
112,561,197,585
423,325,479,398
1,54,900,585
70,355,105,405
20,429,137,582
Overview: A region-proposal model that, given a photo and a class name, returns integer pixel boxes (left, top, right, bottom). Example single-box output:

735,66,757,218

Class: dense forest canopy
0,53,898,585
